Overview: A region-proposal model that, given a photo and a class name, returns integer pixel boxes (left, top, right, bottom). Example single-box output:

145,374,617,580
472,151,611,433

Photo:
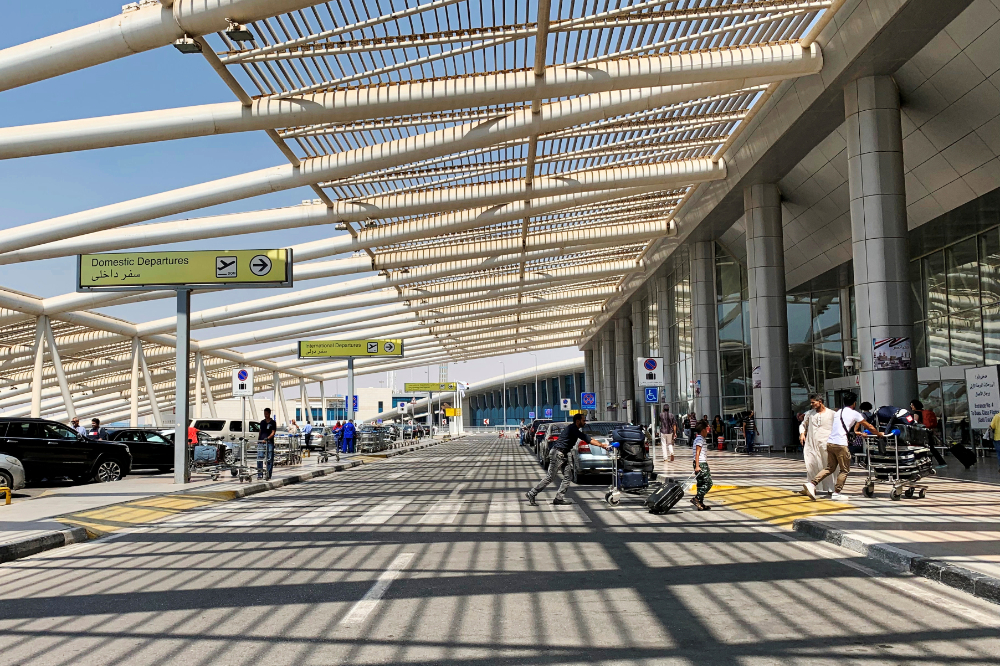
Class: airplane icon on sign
216,256,237,278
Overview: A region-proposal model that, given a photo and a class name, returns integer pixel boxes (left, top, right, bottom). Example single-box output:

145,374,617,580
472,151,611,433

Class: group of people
524,412,716,512
254,410,357,481
69,416,108,439
656,406,734,462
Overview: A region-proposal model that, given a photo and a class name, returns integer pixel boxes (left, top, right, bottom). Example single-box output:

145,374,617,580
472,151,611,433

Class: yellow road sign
445,408,462,417
404,382,457,392
78,249,292,291
298,339,404,358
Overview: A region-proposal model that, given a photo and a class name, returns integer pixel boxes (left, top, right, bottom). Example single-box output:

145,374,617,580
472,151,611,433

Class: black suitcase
645,480,684,514
950,443,976,468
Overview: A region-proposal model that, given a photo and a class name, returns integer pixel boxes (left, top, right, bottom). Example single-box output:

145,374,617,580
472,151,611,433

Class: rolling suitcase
949,442,976,469
645,480,684,514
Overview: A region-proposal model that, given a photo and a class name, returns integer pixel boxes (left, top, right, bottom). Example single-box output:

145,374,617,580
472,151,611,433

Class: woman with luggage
691,419,713,511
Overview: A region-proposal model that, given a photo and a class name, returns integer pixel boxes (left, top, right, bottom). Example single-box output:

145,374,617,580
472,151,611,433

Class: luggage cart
232,437,254,483
274,433,302,467
860,433,933,500
604,442,662,506
188,441,229,481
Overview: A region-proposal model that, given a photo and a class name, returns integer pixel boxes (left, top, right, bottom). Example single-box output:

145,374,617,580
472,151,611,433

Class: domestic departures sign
298,339,404,358
77,249,292,291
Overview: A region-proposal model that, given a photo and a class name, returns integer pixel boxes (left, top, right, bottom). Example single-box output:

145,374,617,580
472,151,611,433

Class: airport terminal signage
298,339,404,358
77,249,292,291
405,382,457,392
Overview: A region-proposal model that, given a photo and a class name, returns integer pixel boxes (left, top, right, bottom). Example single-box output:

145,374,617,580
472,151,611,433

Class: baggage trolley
604,444,662,506
232,437,254,483
860,433,933,500
188,441,229,481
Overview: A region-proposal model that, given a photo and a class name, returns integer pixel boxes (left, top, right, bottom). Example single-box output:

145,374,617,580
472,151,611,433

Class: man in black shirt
257,408,277,480
526,413,609,506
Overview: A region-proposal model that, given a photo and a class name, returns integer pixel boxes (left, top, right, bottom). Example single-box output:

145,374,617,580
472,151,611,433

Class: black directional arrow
249,255,272,276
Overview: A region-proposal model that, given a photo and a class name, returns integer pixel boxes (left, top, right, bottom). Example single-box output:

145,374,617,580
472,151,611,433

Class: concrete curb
0,526,88,564
0,438,445,564
793,518,1000,606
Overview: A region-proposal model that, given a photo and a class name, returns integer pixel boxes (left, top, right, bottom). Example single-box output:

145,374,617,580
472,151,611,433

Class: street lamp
528,353,538,421
499,361,506,427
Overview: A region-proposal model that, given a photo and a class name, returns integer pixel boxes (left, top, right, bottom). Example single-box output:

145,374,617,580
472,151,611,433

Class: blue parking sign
544,408,553,418
644,387,659,403
352,395,358,411
528,411,535,419
581,392,596,408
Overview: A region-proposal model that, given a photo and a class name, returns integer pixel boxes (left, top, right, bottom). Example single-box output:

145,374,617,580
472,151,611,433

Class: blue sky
0,2,581,391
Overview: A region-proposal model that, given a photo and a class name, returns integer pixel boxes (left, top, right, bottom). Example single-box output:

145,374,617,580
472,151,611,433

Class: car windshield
582,422,626,436
193,420,226,431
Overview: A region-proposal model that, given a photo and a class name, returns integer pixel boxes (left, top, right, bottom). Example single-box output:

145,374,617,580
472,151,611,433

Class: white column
745,183,792,451
615,314,633,421
194,352,203,418
691,241,721,419
136,339,163,427
319,380,326,424
299,378,312,423
200,359,217,418
845,75,916,407
600,327,616,421
30,316,45,417
130,337,140,426
248,395,259,420
41,317,76,421
583,347,596,416
656,276,674,407
631,300,646,422
174,289,191,484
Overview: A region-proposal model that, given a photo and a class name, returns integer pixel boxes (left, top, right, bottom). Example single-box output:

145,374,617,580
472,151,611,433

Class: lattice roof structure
0,0,836,423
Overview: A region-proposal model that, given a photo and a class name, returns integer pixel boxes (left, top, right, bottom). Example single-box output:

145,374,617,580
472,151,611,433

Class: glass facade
467,372,583,425
664,246,694,415
715,244,751,417
912,226,1000,367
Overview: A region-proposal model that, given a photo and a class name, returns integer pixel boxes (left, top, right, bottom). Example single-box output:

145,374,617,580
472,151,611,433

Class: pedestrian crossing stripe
418,499,465,524
287,498,363,526
486,495,521,524
350,501,407,525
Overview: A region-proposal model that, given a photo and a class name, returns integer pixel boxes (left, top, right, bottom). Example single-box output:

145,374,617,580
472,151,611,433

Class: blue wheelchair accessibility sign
581,392,596,408
644,387,660,403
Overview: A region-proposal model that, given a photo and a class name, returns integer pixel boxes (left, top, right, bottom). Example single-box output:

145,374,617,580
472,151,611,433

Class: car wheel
0,470,13,490
94,459,125,483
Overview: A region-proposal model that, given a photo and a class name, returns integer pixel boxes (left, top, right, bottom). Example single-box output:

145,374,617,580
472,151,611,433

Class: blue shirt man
302,422,313,449
342,420,356,453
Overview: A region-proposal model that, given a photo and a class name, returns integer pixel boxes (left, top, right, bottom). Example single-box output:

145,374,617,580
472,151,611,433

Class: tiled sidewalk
656,449,1000,598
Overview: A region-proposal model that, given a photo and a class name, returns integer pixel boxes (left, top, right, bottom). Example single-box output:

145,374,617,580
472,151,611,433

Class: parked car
308,426,336,451
528,419,553,451
105,428,174,471
0,418,132,483
536,422,570,467
401,424,423,440
567,421,629,483
0,454,26,491
188,419,260,442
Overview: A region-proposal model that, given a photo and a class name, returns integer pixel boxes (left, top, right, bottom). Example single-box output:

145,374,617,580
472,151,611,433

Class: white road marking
545,501,591,524
340,553,415,626
287,498,363,526
449,483,467,497
385,471,409,480
227,506,292,527
486,495,521,525
350,501,407,525
418,499,465,524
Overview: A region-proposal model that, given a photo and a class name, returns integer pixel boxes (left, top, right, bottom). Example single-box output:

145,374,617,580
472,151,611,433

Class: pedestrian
988,409,1000,473
659,405,677,462
742,409,757,454
70,416,86,437
288,419,300,434
302,420,313,450
257,407,277,480
803,392,881,501
86,418,108,440
799,393,835,497
342,419,356,454
691,419,713,511
686,412,698,446
526,412,609,506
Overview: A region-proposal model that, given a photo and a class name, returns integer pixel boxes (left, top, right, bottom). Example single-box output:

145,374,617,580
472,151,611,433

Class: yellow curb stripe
706,485,855,527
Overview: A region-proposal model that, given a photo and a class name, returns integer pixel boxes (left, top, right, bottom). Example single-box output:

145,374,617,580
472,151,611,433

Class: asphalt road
1,434,997,666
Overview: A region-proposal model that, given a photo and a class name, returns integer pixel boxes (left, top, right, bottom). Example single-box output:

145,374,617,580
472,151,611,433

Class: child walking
691,419,713,511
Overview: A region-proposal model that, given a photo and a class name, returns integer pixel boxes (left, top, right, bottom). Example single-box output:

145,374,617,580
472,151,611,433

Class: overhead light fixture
173,36,202,54
225,21,255,43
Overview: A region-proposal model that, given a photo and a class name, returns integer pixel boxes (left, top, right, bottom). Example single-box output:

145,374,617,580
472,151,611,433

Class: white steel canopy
0,0,834,424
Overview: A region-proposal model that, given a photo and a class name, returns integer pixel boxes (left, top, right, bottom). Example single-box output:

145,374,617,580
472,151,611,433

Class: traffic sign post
231,367,255,473
78,249,292,485
637,357,664,387
403,383,459,440
528,411,536,419
560,398,571,412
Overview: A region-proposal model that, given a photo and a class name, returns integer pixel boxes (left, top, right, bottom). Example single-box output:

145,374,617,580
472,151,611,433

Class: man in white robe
799,393,835,495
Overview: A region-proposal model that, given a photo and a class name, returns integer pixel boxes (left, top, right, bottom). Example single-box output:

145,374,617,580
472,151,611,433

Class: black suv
104,428,173,471
0,418,133,483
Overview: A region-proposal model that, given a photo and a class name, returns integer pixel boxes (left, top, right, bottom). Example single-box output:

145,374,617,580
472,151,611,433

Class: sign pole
428,391,434,438
174,288,191,484
347,357,355,423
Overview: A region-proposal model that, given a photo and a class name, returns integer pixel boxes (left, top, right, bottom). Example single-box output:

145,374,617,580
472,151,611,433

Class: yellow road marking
705,485,855,527
57,493,224,536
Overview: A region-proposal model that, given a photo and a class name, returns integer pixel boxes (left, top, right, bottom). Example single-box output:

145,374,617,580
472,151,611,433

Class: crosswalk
350,501,407,525
486,495,521,524
287,498,363,526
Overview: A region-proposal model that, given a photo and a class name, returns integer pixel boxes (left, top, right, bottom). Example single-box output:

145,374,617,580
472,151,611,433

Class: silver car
567,421,630,482
0,454,26,491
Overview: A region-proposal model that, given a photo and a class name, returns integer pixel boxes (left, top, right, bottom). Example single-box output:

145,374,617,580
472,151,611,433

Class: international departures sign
78,249,292,291
298,339,404,358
